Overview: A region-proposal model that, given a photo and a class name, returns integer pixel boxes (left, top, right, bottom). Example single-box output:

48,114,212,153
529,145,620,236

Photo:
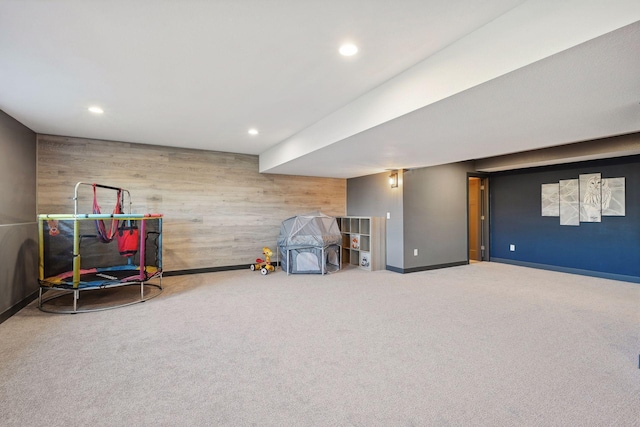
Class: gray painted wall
0,110,38,318
403,162,475,270
0,110,36,223
346,171,403,269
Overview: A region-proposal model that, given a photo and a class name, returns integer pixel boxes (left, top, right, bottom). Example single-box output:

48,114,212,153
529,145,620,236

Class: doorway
468,176,488,262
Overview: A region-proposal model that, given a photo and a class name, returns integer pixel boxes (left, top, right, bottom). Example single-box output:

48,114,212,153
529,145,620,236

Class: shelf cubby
336,216,385,271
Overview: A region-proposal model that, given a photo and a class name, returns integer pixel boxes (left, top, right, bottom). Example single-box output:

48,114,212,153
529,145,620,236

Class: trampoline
38,182,163,313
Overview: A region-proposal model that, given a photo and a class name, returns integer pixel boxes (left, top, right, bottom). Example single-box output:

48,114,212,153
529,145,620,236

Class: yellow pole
73,217,80,288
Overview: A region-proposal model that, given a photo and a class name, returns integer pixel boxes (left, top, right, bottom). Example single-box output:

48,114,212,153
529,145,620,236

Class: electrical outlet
510,244,515,252
387,212,391,219
414,249,418,256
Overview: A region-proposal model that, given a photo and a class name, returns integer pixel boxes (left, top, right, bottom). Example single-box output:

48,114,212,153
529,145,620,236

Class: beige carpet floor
1,262,639,426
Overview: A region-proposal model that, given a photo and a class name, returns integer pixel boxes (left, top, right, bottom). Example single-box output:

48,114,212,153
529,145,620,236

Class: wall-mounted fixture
389,170,398,188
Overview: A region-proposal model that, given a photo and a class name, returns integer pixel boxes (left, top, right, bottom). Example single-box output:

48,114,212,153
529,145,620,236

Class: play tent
277,212,341,274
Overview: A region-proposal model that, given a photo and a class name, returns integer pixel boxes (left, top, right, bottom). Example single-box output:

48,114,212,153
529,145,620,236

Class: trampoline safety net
39,216,162,289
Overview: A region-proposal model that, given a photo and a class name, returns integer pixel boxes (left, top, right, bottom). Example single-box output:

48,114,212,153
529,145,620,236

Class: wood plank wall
37,135,346,271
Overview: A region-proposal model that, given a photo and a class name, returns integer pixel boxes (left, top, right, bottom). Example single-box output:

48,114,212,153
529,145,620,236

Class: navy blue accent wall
490,155,640,279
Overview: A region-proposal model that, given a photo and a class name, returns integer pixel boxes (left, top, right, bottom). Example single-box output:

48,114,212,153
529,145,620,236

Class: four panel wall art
541,173,625,226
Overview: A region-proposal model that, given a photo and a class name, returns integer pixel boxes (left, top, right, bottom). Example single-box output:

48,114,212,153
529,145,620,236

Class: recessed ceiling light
248,128,259,135
339,43,358,56
88,106,104,114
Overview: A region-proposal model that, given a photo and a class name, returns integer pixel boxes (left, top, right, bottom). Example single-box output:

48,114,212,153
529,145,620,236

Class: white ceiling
1,1,640,178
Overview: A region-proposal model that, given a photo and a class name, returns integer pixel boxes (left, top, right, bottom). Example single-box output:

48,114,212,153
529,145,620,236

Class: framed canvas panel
541,183,560,217
579,173,601,223
602,177,625,216
559,179,579,226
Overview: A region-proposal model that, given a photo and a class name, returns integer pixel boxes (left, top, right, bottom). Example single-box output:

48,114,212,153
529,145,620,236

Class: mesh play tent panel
277,212,341,274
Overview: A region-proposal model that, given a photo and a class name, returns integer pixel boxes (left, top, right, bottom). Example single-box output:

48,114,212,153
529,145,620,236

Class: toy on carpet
250,247,276,275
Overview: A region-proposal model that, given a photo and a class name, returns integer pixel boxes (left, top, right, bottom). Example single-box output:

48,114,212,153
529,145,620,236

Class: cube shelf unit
336,216,386,271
